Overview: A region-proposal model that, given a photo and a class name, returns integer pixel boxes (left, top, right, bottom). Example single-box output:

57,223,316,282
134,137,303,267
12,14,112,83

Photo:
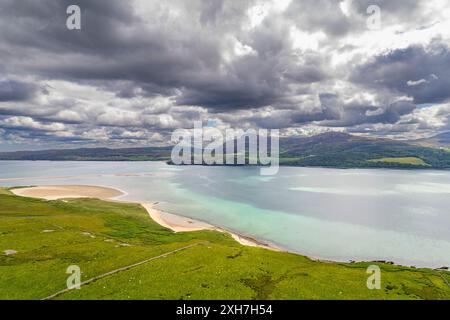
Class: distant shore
10,185,281,252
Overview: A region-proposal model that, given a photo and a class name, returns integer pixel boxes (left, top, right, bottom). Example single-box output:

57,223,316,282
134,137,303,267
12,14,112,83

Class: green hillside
1,188,450,300
278,132,450,169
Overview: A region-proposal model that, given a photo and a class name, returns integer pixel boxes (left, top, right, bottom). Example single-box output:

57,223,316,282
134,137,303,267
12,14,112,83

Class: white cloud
1,116,65,132
407,79,428,86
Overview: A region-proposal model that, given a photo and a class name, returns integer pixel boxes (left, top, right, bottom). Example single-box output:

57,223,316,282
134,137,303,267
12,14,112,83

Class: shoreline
1,159,447,173
141,202,282,251
10,185,450,269
10,185,281,252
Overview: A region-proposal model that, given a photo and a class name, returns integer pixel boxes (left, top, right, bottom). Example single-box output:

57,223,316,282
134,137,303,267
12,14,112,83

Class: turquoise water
1,160,450,267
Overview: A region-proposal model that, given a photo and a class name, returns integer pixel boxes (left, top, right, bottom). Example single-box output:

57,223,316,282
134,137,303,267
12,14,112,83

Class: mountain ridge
411,131,450,148
1,132,450,169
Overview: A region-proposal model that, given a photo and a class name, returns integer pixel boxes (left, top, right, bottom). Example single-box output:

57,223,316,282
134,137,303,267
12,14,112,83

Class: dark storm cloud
0,0,334,111
0,0,135,54
0,0,224,104
322,100,416,127
246,95,417,129
0,0,448,149
243,93,344,129
283,53,329,84
0,0,428,112
0,80,38,102
351,43,450,104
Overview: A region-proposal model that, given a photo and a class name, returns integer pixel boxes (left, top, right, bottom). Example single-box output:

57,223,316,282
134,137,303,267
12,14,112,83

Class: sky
0,0,450,151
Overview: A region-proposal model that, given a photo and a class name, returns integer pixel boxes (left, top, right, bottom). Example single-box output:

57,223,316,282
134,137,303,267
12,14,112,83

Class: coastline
142,202,282,251
8,184,450,269
10,185,281,252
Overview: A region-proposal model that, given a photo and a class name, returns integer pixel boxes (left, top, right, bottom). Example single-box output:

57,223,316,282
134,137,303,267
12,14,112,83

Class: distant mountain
411,132,450,148
1,132,450,169
277,132,450,169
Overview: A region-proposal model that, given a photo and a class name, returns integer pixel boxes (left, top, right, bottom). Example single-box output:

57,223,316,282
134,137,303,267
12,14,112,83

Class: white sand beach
142,202,281,250
10,185,280,251
141,203,215,232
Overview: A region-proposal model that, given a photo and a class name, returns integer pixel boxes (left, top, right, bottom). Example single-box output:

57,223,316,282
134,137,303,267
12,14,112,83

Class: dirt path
438,272,450,289
42,241,209,300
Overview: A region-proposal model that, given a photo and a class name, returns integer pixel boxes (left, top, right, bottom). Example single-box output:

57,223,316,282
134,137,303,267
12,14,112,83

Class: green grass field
367,157,429,166
1,188,449,300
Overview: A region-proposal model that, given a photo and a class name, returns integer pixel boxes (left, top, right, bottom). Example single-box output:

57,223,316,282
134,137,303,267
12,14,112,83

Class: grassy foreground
1,188,450,300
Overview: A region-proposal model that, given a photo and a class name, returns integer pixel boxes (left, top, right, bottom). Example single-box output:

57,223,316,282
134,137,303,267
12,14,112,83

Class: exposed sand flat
10,185,124,200
0,174,103,182
0,171,172,182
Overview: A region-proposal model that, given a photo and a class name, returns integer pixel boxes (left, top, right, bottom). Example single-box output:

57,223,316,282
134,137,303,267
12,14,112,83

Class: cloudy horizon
0,0,450,151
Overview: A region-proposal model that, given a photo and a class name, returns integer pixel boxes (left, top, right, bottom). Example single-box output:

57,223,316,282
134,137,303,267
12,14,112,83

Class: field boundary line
438,272,450,289
42,241,209,300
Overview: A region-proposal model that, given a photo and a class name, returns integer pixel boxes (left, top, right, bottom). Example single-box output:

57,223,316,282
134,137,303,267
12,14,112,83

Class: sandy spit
10,185,280,251
11,185,124,200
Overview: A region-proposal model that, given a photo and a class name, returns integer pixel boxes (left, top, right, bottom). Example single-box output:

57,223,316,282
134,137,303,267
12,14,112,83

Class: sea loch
1,160,450,268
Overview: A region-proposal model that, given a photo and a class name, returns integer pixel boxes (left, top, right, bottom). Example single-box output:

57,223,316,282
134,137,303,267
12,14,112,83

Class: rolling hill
412,132,450,148
0,146,173,161
277,132,450,169
1,132,450,169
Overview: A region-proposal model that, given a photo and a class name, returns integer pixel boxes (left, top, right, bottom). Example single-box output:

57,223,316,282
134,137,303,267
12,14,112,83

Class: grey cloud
0,0,332,111
0,0,448,148
322,100,416,127
199,0,225,26
285,0,352,37
351,43,450,104
283,53,329,83
0,80,37,102
352,0,424,19
241,93,343,129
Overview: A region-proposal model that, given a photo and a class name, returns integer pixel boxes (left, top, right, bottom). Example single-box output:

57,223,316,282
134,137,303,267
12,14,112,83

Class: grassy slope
367,157,429,166
1,189,449,300
279,134,450,169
